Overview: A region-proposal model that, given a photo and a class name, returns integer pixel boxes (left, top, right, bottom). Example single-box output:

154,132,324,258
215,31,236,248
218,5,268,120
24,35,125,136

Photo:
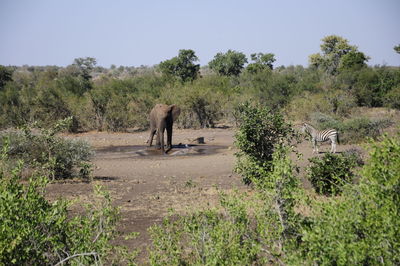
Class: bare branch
54,252,99,266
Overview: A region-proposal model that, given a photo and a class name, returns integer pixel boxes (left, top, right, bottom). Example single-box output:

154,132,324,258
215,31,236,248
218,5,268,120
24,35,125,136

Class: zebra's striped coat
301,123,339,153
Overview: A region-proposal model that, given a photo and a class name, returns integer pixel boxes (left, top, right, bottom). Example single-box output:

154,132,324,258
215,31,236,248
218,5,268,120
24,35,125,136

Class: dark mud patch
94,144,228,160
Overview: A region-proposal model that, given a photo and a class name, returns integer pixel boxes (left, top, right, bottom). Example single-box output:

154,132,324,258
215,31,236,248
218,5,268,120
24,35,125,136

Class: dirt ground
46,127,360,262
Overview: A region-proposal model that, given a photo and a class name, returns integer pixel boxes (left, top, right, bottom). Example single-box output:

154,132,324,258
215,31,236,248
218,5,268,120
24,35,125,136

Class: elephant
147,104,181,154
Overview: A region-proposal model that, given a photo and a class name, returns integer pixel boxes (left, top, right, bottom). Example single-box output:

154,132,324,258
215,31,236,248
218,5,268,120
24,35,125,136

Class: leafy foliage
0,65,13,90
234,102,297,184
149,146,300,265
0,117,93,179
149,194,266,265
296,133,400,265
159,49,200,82
246,52,276,73
307,152,360,196
208,50,248,76
0,165,136,265
309,35,368,75
394,44,400,54
1,37,399,138
384,86,400,109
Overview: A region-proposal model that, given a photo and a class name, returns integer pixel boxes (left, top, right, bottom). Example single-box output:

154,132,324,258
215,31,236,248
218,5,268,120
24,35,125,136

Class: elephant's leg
166,123,173,152
148,127,156,147
155,131,161,148
159,128,166,154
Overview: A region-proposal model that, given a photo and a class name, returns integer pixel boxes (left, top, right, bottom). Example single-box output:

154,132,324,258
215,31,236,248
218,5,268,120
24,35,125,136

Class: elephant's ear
169,105,181,121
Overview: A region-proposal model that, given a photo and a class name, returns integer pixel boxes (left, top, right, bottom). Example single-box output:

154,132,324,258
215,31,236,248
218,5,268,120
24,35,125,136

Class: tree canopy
246,53,276,73
394,44,400,54
158,49,200,82
309,35,368,74
72,57,97,81
208,50,248,76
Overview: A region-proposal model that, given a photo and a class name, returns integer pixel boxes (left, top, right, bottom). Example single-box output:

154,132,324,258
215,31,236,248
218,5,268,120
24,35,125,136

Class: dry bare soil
46,128,359,261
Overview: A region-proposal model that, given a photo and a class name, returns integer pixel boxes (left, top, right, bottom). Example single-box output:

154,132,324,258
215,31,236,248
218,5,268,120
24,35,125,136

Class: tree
57,57,97,95
309,35,368,74
338,50,369,71
395,44,400,54
0,65,13,91
158,49,200,82
73,57,97,81
208,50,248,76
246,53,276,73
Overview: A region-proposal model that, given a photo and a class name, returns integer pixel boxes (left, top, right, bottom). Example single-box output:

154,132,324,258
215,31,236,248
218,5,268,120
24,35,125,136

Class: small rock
191,137,205,144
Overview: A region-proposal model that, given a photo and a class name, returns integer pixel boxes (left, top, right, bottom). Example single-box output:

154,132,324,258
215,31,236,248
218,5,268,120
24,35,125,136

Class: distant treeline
1,35,399,134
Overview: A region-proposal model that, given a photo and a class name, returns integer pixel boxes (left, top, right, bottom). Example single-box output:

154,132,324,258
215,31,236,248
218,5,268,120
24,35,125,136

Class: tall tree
159,49,200,82
73,57,97,81
208,50,248,76
246,53,276,73
309,35,368,74
394,44,400,54
57,57,97,95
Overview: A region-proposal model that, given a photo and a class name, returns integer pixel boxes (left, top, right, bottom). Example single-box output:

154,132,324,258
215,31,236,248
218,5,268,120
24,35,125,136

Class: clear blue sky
0,0,399,67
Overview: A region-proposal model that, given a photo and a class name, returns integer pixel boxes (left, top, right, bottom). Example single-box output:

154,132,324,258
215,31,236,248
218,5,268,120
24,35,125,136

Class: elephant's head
168,104,181,122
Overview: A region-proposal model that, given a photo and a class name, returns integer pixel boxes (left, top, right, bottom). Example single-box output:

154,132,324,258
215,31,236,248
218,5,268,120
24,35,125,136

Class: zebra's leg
331,140,336,153
312,139,317,154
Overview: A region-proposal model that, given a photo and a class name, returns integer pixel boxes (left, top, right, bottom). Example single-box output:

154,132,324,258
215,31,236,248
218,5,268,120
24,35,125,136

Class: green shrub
296,133,400,265
148,144,302,265
239,69,299,109
178,90,221,128
344,117,392,143
384,86,400,110
285,93,331,121
307,152,360,196
352,66,400,107
149,194,266,265
309,112,342,130
0,117,93,179
325,89,357,116
0,165,135,265
234,102,297,184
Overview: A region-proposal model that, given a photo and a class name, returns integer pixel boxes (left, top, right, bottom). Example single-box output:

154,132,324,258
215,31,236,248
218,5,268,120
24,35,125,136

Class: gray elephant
147,104,181,154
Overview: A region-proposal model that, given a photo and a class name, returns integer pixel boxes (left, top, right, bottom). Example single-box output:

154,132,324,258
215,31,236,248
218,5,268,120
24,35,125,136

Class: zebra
301,122,339,154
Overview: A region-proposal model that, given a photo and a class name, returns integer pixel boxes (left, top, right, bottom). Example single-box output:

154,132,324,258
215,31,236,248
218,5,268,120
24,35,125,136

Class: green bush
88,81,145,131
0,164,136,265
343,117,392,143
0,117,93,179
285,93,331,121
178,89,221,128
307,152,360,196
352,66,400,107
296,133,400,265
239,69,299,109
148,144,301,265
234,102,297,184
149,194,266,265
325,89,357,116
1,61,400,132
384,86,400,110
